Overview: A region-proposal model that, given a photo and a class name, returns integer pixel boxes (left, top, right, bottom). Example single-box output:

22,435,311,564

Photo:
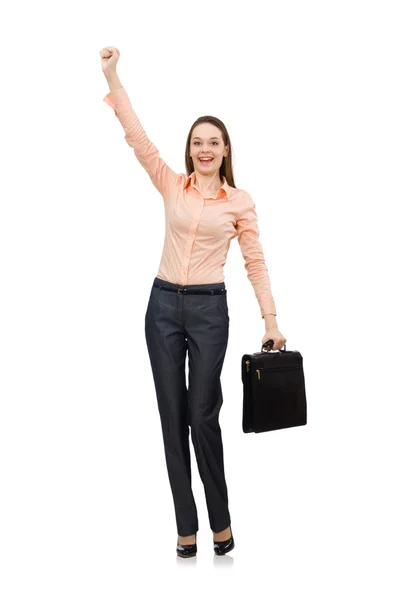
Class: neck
193,171,223,194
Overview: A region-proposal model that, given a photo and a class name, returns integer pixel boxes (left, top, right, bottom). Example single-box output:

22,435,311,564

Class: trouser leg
183,285,231,533
144,281,198,536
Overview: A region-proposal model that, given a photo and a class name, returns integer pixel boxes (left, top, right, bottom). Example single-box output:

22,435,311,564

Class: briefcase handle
262,340,287,353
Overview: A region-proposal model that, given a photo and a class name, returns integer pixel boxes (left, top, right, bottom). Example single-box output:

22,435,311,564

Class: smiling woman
100,44,286,559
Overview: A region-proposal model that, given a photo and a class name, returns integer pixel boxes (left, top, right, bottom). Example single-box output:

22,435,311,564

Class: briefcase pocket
254,365,301,380
252,365,307,432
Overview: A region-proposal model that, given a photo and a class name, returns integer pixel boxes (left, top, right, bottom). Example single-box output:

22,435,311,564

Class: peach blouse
103,86,276,317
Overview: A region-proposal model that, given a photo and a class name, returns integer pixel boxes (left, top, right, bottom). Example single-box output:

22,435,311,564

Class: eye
193,141,219,145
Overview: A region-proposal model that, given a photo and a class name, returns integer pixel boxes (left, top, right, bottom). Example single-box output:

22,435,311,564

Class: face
189,122,229,177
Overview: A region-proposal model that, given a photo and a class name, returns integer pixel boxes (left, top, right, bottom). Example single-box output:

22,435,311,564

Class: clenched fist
99,46,120,74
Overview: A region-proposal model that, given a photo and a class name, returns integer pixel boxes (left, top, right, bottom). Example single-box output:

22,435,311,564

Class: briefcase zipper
245,360,250,372
256,365,300,379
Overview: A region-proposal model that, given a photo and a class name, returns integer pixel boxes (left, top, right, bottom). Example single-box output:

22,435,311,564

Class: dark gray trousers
144,276,231,536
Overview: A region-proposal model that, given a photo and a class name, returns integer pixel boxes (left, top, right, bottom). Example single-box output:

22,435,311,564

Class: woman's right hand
99,46,120,75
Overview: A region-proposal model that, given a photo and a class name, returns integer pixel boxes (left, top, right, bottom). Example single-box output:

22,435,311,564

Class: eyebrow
192,136,220,140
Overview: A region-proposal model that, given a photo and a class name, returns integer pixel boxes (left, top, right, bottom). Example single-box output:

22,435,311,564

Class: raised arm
236,192,277,319
100,47,179,198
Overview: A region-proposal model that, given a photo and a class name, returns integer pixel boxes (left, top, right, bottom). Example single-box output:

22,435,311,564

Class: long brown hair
184,116,236,188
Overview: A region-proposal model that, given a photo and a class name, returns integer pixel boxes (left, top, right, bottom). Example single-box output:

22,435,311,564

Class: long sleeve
236,193,277,317
103,86,179,197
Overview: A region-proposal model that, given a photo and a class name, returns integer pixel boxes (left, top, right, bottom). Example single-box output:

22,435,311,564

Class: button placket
180,196,204,284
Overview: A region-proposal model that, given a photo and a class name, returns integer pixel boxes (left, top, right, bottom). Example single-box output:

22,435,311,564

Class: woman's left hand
262,327,287,351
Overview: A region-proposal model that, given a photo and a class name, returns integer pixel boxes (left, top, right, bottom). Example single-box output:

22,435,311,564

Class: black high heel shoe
176,533,197,558
213,526,235,556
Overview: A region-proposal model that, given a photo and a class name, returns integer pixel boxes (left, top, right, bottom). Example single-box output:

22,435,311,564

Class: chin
196,163,217,172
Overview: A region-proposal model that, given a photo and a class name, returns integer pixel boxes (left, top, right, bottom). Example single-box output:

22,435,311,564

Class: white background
1,0,396,597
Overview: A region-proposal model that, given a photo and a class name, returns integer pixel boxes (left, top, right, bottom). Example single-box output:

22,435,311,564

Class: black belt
153,282,226,295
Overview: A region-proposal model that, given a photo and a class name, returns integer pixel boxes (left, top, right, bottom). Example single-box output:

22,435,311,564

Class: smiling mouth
198,158,213,163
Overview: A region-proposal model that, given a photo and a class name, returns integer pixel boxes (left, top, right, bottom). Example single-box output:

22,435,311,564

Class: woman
100,46,287,558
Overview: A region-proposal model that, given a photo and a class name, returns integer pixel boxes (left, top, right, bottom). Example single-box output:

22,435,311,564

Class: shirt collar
183,171,231,200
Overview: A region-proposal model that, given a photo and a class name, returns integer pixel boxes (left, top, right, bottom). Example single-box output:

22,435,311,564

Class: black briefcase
241,340,307,434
